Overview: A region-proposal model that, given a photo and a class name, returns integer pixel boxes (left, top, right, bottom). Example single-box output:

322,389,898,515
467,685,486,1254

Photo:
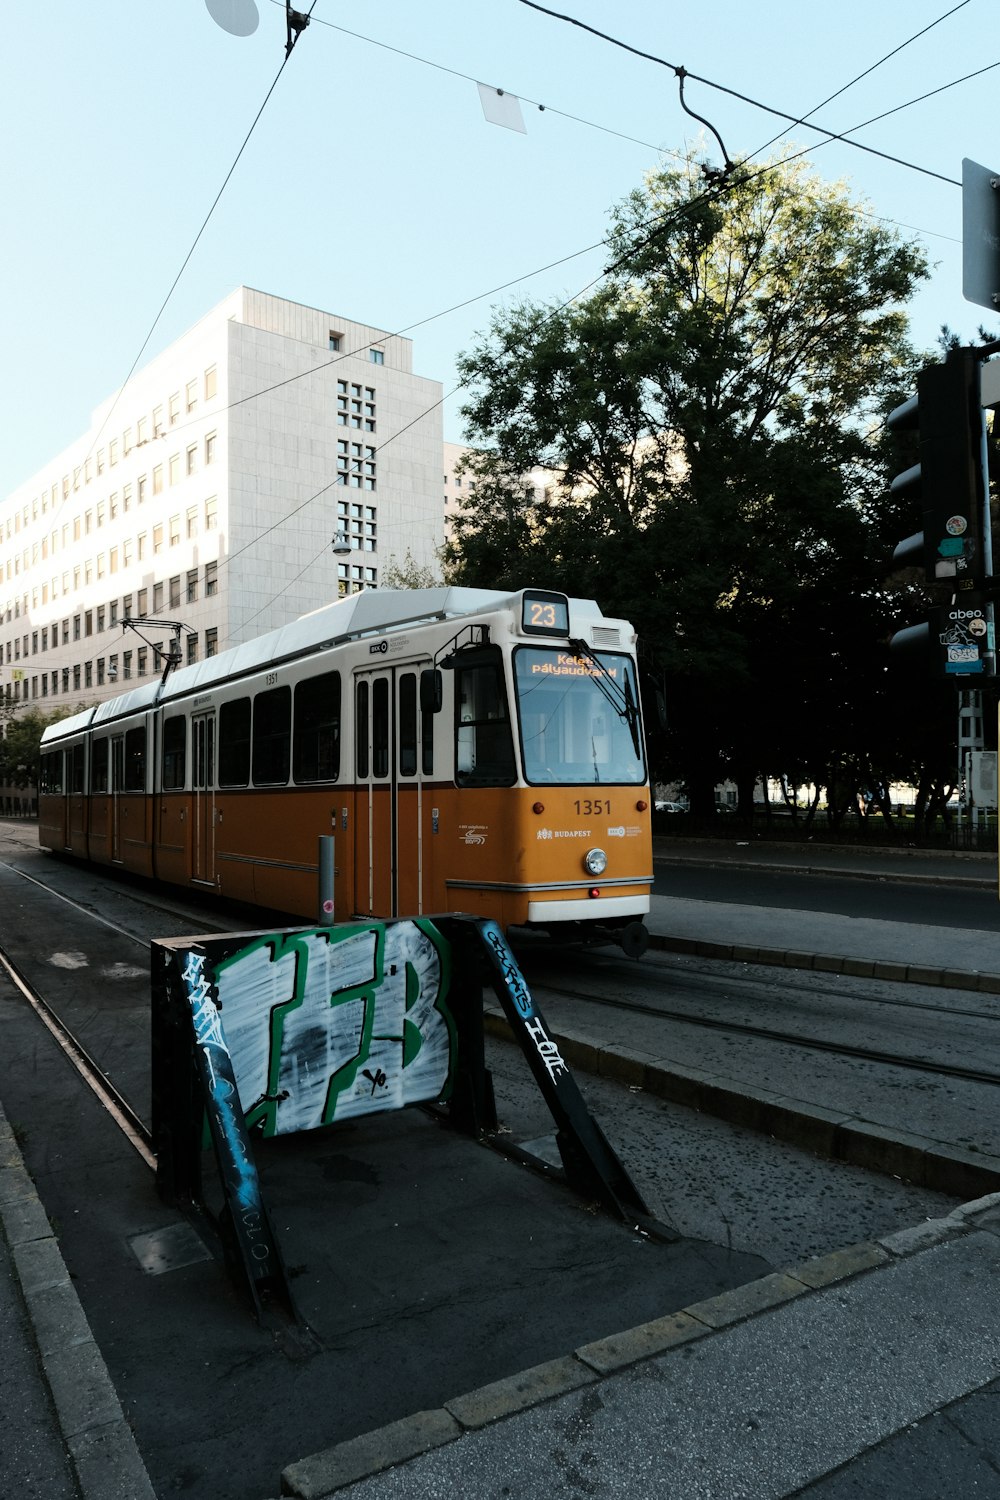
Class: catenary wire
12,12,975,681
48,3,318,535
749,0,972,158
515,0,992,187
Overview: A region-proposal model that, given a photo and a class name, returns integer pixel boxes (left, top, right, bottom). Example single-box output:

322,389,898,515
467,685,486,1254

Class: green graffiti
211,919,457,1137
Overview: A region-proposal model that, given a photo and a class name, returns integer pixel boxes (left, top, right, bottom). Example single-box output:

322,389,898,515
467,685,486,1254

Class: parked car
655,800,687,813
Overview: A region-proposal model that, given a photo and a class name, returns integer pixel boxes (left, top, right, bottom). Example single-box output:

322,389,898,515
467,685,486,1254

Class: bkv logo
369,640,388,655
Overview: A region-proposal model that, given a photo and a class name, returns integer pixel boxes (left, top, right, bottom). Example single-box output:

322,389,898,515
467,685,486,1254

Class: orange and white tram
38,587,653,950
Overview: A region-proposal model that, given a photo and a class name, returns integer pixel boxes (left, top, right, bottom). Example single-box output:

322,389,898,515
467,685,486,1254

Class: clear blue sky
1,0,996,500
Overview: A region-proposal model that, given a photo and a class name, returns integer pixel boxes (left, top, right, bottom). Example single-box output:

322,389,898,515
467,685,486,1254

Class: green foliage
448,151,947,815
379,549,442,590
0,708,65,788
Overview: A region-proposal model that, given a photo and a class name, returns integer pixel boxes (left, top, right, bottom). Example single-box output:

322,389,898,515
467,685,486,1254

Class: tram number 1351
574,799,611,815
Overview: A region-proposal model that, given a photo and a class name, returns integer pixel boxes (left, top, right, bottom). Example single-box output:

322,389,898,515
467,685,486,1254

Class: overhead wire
515,0,994,187
47,1,318,538
12,1,981,676
749,0,972,158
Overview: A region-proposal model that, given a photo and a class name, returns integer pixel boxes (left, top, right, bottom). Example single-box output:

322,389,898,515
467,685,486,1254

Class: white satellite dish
205,0,259,37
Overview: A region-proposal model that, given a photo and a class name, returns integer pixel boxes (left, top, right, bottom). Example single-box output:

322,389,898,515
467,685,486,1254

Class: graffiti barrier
151,913,650,1321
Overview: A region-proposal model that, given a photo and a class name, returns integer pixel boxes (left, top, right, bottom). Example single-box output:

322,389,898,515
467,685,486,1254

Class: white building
0,287,444,718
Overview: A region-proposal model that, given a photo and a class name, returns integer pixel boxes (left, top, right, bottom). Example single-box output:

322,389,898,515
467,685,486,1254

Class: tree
446,153,930,815
379,549,442,590
0,708,55,789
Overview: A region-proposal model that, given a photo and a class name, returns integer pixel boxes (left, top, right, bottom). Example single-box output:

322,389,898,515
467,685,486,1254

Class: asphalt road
653,861,1000,931
1,824,982,1500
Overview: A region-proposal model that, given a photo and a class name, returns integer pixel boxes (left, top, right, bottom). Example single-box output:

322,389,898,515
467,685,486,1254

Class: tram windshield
513,648,646,786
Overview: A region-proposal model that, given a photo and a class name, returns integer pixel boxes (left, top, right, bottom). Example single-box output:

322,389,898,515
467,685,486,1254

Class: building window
153,406,164,438
205,432,217,464
186,506,198,538
169,514,180,546
153,524,163,554
329,331,342,351
168,453,180,485
369,349,384,365
186,444,197,476
153,464,163,495
153,582,163,612
169,575,181,609
206,628,218,658
205,560,218,597
137,647,147,676
186,569,198,603
123,650,132,680
185,379,198,413
205,365,217,400
186,636,198,665
205,496,217,530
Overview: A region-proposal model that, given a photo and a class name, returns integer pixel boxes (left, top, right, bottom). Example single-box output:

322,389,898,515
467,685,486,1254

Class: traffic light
888,350,986,585
887,349,993,677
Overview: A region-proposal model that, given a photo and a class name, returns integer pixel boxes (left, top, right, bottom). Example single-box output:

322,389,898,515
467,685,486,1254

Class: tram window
356,680,369,778
91,737,109,793
398,673,417,777
162,716,186,790
70,743,85,793
372,678,390,778
218,698,250,787
252,685,291,785
40,751,63,794
124,727,145,791
422,701,434,776
454,655,516,787
293,671,341,783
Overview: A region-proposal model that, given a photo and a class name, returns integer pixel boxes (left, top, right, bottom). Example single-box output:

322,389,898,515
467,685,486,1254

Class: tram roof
41,587,612,744
156,586,605,705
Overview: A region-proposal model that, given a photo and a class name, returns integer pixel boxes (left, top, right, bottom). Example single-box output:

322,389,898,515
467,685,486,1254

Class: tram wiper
567,638,642,760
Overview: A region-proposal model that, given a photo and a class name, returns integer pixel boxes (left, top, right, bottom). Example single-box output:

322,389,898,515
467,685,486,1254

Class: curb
653,853,995,892
279,1189,1000,1498
480,1008,1000,1199
646,930,1000,994
0,1104,157,1500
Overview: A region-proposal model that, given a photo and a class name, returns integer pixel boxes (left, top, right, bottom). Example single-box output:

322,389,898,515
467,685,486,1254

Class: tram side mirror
420,668,443,714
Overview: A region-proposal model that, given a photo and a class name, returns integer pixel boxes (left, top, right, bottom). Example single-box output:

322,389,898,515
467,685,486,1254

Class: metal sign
963,159,1000,312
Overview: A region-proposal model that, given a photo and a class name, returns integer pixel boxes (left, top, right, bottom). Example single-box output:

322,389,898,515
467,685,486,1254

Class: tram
38,586,653,951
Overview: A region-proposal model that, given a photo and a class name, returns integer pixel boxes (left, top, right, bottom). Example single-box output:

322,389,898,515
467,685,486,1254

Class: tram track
7,847,1000,1169
525,979,1000,1090
0,942,156,1169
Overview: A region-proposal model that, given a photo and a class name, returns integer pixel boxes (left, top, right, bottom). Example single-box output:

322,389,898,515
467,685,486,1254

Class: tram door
353,666,427,918
110,735,125,862
192,713,216,884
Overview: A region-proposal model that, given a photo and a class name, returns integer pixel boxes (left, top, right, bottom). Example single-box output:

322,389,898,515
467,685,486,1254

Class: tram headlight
584,847,608,877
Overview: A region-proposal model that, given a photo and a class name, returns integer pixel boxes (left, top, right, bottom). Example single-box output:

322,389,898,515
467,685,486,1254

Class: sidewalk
3,840,1000,1498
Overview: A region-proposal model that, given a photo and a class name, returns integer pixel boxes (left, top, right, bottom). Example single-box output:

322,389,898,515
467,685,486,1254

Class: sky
1,0,997,501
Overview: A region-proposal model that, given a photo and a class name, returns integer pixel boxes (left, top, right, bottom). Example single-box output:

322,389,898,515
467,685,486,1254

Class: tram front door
353,666,428,919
